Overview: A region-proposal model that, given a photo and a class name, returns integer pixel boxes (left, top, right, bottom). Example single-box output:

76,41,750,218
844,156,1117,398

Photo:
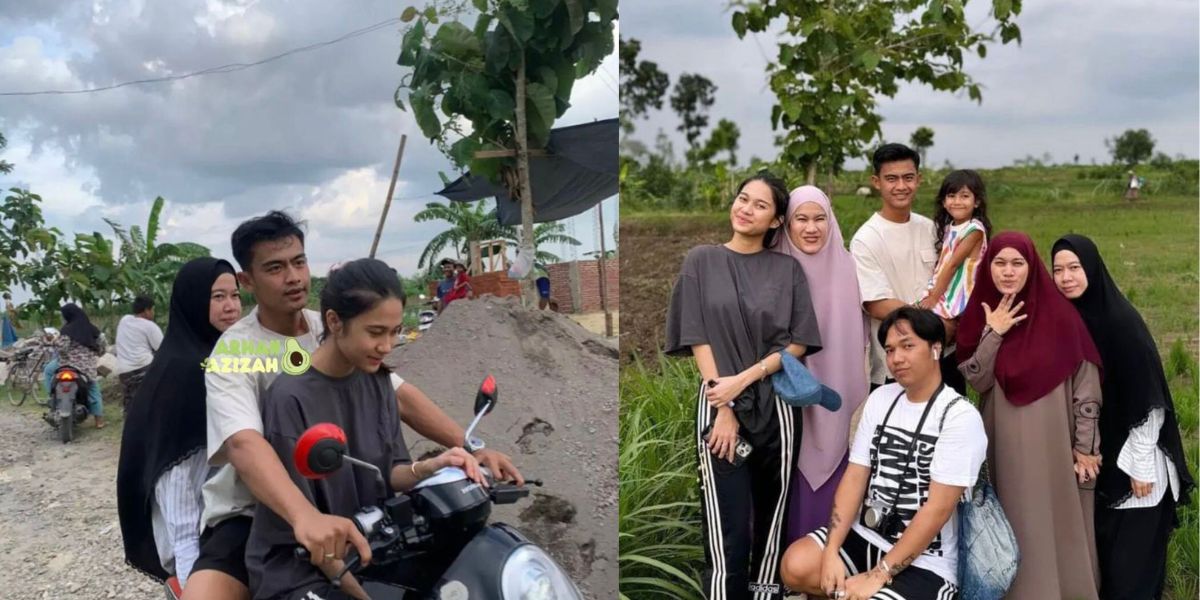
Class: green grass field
619,164,1199,599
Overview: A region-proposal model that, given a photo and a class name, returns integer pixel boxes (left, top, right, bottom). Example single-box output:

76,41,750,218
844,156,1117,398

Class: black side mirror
294,423,348,479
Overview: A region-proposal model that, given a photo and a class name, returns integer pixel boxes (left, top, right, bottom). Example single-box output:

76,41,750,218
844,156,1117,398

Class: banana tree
105,196,210,307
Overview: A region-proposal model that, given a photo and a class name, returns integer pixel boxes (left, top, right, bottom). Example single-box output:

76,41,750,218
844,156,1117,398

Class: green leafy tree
910,126,935,165
414,200,513,268
619,37,671,133
1106,128,1156,166
691,118,741,165
394,0,616,182
0,132,14,175
669,73,717,149
104,196,211,308
731,0,1023,184
512,221,581,265
0,189,60,294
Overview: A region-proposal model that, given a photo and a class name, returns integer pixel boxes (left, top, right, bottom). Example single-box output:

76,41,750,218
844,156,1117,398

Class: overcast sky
0,0,618,302
623,0,1198,170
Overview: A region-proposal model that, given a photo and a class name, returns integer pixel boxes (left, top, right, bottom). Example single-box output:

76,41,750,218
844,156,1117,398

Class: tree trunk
514,52,537,306
806,162,817,185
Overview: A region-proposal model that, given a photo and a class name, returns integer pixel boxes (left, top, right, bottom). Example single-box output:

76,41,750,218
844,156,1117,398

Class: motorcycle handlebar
293,546,362,588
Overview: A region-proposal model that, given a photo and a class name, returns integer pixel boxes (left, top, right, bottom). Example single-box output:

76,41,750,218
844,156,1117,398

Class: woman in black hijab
57,303,106,428
1051,234,1194,599
117,257,242,587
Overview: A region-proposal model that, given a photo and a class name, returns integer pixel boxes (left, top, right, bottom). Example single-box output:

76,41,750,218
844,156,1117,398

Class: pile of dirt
385,295,618,599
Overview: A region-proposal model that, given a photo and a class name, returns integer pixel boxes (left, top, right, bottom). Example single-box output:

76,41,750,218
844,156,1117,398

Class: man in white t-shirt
780,307,986,599
850,143,966,394
184,211,524,600
115,294,164,409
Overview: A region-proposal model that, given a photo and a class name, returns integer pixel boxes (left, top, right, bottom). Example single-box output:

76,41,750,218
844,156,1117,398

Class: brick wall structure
426,272,522,302
543,258,619,314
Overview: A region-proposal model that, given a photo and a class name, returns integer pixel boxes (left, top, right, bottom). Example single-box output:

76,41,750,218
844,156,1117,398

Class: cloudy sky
623,0,1198,170
0,0,618,302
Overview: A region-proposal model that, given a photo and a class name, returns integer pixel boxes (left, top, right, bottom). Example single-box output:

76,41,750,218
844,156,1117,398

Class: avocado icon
281,338,311,375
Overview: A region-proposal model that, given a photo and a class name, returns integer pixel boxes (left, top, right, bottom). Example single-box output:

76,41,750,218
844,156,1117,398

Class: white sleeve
1117,408,1164,483
931,402,987,487
148,323,164,352
205,367,263,463
850,237,895,303
390,373,406,391
849,396,878,467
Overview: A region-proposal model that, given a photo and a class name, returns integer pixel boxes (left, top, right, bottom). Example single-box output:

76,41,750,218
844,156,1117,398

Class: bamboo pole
596,200,612,337
370,134,408,258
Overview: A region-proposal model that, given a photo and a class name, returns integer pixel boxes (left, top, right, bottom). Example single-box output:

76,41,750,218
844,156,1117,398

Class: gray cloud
0,0,617,289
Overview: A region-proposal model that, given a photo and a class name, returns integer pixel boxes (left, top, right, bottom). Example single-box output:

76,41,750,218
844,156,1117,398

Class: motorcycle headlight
500,546,582,600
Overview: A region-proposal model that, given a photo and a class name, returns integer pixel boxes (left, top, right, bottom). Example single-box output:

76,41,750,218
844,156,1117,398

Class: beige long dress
959,328,1102,600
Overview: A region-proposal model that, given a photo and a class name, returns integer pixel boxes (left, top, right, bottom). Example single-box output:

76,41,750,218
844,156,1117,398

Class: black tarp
435,117,617,226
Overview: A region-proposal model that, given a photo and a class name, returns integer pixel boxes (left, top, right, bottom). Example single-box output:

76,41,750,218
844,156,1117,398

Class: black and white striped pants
696,382,798,600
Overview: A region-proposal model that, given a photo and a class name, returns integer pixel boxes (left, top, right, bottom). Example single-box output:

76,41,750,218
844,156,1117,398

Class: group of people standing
666,143,1193,600
113,210,525,599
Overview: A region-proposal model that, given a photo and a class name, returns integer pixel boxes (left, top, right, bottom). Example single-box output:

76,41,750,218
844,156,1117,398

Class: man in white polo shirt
115,294,163,409
183,211,524,600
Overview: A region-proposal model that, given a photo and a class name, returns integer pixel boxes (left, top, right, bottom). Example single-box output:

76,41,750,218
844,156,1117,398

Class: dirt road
0,396,161,599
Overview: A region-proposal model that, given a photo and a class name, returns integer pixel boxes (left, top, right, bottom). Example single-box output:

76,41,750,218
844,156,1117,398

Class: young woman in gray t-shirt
666,173,823,600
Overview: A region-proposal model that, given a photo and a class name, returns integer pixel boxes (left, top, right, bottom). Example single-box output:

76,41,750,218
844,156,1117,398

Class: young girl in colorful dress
918,169,993,318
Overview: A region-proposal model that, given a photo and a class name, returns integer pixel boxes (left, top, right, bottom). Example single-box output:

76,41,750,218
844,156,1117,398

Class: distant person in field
118,257,242,587
2,292,18,347
917,170,992,321
1052,235,1195,600
850,143,966,396
666,172,822,600
1125,170,1141,200
957,232,1104,599
56,303,106,429
444,260,473,306
770,185,870,543
116,294,165,410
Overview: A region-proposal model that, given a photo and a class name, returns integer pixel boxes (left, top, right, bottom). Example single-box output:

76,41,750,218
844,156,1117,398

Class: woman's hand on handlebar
431,447,488,488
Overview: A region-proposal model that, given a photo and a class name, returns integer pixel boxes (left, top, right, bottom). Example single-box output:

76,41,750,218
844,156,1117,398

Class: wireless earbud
932,345,942,360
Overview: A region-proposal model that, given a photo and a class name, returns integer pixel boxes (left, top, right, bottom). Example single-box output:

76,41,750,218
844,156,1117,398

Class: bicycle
6,344,52,407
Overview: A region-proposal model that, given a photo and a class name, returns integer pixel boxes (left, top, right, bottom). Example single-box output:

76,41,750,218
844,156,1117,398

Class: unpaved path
0,395,161,599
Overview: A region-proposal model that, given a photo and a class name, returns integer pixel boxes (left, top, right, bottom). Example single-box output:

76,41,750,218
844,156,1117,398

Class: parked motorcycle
42,365,91,443
293,375,581,599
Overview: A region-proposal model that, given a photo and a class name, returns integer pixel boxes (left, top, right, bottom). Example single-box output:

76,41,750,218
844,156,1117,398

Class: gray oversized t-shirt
246,367,411,600
665,244,823,434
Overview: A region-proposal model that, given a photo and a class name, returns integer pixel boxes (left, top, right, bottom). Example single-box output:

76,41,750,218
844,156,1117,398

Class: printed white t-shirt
848,382,987,584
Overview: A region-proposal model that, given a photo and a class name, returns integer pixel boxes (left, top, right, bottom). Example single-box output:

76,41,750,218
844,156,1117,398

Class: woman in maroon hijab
956,232,1104,600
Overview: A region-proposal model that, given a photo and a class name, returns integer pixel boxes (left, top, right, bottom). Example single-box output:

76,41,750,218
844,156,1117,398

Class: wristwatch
466,436,486,453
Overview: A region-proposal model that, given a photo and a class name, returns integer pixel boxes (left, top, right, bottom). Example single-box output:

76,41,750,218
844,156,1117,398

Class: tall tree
1106,129,1156,166
0,131,13,175
669,73,718,150
731,0,1022,184
619,37,671,133
692,118,741,165
413,200,512,269
910,126,935,166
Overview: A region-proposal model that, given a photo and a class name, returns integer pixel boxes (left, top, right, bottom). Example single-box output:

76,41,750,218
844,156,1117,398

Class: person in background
2,292,19,347
56,303,106,429
1052,234,1194,599
118,257,243,588
116,294,164,410
957,232,1104,599
1125,170,1141,201
770,185,870,543
41,327,61,395
434,258,457,314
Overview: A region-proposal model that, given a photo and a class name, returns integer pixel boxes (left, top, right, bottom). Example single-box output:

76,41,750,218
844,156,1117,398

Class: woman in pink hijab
773,185,871,542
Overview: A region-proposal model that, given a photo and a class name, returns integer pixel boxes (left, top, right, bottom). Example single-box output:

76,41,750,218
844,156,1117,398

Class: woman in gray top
666,173,823,600
246,258,486,600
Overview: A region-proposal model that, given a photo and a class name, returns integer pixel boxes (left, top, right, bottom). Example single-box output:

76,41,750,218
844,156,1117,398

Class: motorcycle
42,365,91,444
292,375,581,599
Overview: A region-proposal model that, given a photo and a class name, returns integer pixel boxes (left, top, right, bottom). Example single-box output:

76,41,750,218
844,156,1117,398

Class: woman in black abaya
1051,234,1194,599
117,258,242,586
